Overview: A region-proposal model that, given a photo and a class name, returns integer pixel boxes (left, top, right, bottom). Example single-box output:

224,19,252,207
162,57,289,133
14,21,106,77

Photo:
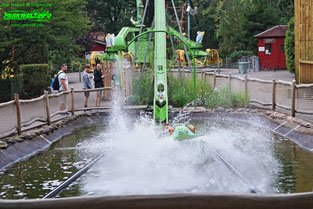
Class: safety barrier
0,193,313,209
0,87,112,139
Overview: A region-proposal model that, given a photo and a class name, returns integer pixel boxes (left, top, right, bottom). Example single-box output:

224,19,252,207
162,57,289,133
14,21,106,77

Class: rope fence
0,87,112,139
174,70,313,117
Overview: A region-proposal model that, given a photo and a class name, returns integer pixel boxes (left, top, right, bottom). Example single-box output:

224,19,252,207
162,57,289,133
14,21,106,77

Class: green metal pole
153,0,168,123
126,30,198,115
193,56,196,109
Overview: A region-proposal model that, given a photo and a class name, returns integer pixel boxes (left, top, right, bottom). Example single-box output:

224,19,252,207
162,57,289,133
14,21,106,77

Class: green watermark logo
4,9,52,22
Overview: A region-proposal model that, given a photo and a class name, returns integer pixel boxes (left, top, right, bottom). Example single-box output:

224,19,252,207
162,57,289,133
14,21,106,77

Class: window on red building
280,44,285,51
265,44,272,55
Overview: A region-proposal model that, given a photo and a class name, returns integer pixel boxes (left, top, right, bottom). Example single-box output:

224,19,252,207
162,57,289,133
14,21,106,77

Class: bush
205,88,249,108
20,64,51,99
285,17,295,74
73,61,82,72
126,72,250,108
0,74,24,102
126,71,154,105
229,50,254,62
168,73,213,107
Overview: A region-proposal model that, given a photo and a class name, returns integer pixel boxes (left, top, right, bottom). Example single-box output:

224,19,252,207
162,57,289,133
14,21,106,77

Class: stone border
0,111,110,172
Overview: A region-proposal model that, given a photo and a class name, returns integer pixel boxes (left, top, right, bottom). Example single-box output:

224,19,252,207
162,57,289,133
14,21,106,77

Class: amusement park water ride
98,0,218,139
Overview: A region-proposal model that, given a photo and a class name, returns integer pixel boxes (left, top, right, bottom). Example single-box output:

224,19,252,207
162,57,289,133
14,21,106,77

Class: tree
85,0,136,34
0,0,91,75
285,17,295,74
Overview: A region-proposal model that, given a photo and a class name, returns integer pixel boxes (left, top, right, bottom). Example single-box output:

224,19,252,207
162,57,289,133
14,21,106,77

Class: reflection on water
0,125,103,199
0,114,312,199
274,137,313,193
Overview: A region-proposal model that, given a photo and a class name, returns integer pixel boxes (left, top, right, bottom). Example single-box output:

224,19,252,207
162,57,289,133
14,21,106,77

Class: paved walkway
222,68,296,82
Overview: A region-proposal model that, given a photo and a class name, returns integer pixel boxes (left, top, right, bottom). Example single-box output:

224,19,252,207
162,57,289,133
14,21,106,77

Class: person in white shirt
58,64,68,112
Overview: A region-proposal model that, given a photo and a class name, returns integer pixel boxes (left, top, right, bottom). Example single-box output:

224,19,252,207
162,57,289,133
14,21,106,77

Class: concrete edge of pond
0,192,313,209
0,111,110,172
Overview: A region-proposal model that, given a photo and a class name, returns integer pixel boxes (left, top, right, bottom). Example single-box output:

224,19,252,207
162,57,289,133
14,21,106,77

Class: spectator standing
58,64,68,113
94,63,105,107
82,64,92,108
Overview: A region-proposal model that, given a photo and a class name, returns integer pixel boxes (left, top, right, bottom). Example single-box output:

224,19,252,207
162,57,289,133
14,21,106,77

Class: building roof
255,25,288,38
89,32,106,45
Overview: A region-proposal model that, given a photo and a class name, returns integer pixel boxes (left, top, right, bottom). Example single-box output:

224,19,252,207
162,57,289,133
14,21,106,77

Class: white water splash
76,67,279,195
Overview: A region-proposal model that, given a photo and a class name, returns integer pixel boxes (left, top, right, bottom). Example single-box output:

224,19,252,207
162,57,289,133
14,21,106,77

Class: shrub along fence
0,69,313,139
0,75,23,103
20,64,51,99
178,69,313,117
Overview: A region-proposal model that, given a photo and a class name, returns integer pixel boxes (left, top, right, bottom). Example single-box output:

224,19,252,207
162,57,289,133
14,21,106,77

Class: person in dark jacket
94,64,105,107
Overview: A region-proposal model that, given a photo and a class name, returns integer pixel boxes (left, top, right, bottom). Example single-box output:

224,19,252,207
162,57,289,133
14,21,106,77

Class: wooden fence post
291,80,296,117
44,91,51,125
272,79,276,111
213,70,217,89
14,94,22,135
70,88,75,116
244,75,248,95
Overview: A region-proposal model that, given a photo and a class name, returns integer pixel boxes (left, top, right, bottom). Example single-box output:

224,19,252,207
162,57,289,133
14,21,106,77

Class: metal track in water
42,153,105,199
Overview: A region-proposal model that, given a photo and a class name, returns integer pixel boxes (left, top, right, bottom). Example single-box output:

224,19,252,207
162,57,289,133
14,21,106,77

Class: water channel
0,111,312,199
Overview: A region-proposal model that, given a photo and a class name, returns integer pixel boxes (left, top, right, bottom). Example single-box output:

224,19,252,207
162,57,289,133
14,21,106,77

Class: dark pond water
0,116,312,199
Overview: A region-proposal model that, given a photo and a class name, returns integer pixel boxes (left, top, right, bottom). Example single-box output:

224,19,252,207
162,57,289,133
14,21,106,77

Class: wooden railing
176,69,313,117
1,70,313,139
0,87,112,139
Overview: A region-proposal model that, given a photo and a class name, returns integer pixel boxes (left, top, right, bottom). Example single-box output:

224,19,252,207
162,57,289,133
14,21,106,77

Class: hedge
285,17,295,74
20,64,51,99
229,50,254,62
0,74,24,103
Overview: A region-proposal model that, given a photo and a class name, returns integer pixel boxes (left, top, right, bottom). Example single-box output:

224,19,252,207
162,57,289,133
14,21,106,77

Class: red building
255,25,288,70
85,32,106,59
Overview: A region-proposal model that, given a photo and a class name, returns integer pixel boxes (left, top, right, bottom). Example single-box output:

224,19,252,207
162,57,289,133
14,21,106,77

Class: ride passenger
164,124,174,135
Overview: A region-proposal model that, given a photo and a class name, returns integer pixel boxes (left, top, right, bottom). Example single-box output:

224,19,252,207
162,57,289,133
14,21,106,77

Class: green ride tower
153,0,168,123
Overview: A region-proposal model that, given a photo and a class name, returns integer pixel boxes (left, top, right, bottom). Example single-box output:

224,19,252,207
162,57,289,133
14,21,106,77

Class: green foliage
85,0,136,34
127,71,154,105
168,73,212,107
168,73,249,108
73,61,82,71
285,17,295,74
127,72,249,108
205,88,250,108
229,51,254,62
0,74,23,102
20,64,50,99
197,0,294,57
0,0,91,75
